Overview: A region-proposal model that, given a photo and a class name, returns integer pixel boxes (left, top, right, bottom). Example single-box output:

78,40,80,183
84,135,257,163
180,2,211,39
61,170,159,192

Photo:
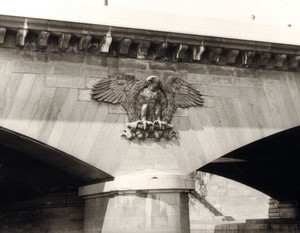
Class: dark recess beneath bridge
200,126,300,202
0,127,113,204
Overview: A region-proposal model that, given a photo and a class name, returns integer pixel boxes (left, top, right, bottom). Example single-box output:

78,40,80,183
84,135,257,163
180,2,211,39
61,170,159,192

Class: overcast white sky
109,0,300,27
1,0,300,45
2,0,299,26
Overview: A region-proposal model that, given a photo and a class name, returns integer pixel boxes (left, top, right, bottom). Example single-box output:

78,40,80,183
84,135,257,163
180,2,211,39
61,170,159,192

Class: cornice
1,14,300,71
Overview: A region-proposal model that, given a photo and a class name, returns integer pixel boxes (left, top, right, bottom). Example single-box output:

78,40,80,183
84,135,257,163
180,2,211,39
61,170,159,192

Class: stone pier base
215,219,300,233
79,172,194,233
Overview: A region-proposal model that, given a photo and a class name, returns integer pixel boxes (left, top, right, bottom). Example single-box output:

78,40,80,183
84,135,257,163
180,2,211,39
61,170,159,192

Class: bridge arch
200,126,300,201
0,126,112,202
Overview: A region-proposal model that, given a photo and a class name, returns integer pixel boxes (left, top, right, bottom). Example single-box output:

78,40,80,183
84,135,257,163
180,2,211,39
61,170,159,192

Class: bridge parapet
1,15,300,71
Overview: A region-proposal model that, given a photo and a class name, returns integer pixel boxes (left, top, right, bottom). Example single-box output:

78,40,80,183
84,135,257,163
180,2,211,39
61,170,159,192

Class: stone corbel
155,42,168,59
274,54,287,68
118,39,132,55
226,49,239,64
99,30,112,53
0,27,6,44
174,44,188,60
59,33,72,50
37,31,50,49
289,55,300,69
259,52,271,67
242,51,256,66
79,34,92,51
67,38,79,53
192,45,205,61
16,19,28,47
137,41,150,59
208,47,222,63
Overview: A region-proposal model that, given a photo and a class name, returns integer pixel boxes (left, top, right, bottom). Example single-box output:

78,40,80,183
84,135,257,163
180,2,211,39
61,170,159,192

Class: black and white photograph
0,0,300,232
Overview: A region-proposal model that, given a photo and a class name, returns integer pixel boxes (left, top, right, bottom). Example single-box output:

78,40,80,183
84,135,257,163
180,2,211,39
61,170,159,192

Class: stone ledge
79,171,195,198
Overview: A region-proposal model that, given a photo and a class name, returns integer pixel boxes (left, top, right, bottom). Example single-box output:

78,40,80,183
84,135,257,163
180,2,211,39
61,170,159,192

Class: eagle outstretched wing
92,73,137,104
162,76,204,122
165,76,204,108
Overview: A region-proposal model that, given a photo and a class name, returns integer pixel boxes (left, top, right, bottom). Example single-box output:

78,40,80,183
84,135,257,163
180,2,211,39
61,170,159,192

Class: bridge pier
278,201,300,218
79,172,194,233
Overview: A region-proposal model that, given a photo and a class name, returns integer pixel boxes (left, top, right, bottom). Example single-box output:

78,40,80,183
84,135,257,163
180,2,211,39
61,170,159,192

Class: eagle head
146,75,161,91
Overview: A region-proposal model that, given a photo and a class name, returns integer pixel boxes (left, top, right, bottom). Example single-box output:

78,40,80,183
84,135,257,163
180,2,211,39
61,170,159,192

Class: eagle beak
147,75,159,82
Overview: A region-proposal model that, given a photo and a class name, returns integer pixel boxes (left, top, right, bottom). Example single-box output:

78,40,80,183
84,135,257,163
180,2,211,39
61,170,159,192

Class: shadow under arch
0,126,113,203
199,126,300,202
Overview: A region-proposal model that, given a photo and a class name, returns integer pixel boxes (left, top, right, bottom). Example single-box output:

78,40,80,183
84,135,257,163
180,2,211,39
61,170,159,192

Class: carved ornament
92,73,203,140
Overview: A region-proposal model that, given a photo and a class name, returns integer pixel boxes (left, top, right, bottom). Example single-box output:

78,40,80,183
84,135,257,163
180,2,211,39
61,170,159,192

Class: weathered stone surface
174,44,188,60
0,15,299,72
46,75,85,88
258,52,271,67
274,54,287,68
242,51,256,66
208,48,222,63
108,104,126,114
118,38,132,55
16,19,28,47
118,58,148,70
0,193,83,233
79,34,92,51
13,60,52,74
58,33,72,50
49,52,84,63
226,49,239,64
289,55,300,69
86,76,104,89
155,41,169,59
192,45,205,61
78,89,92,101
37,31,50,48
99,30,112,53
137,41,150,59
0,27,6,44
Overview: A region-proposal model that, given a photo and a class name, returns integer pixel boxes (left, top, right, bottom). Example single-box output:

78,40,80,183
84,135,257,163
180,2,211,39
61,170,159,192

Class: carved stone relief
91,73,204,140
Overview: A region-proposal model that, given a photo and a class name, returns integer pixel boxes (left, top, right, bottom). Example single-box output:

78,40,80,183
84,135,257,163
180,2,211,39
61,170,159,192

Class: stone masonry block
186,73,233,85
13,60,52,74
86,76,105,89
49,52,85,64
53,63,80,75
149,61,178,71
108,104,126,114
0,27,6,44
204,85,241,98
78,89,93,101
79,66,108,76
186,73,210,84
46,75,85,88
0,48,21,60
173,108,188,117
202,96,215,108
235,68,255,78
207,65,235,76
178,63,207,74
118,58,148,70
232,77,261,87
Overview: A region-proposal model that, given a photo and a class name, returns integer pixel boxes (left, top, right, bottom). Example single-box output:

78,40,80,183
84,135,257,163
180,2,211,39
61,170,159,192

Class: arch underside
200,126,300,201
0,127,113,203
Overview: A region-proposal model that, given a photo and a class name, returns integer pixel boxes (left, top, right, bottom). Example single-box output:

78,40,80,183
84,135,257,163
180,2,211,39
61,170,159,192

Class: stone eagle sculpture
92,73,203,140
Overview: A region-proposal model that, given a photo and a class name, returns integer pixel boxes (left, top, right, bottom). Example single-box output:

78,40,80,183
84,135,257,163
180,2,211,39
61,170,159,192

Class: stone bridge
1,15,300,233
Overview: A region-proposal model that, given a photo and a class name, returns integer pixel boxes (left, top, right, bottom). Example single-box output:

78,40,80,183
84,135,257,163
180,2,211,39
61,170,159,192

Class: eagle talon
154,120,166,130
141,118,152,130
